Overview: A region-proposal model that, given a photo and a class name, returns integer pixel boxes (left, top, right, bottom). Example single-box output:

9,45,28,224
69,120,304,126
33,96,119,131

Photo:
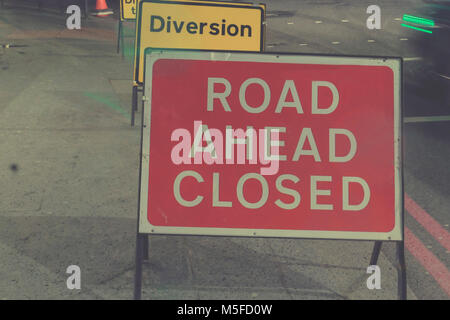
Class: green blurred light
402,14,435,26
401,23,433,33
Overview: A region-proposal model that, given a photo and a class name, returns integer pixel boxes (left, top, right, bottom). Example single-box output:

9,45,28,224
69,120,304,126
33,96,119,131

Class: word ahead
139,51,402,241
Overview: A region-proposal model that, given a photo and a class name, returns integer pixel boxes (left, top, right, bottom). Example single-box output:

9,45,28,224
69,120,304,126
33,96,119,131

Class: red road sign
139,51,402,240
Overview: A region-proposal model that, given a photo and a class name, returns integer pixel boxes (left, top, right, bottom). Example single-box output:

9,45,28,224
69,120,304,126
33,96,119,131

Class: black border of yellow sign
133,0,266,85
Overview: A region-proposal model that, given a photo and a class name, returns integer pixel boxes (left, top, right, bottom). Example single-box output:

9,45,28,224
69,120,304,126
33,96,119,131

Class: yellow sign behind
133,0,265,84
120,0,138,21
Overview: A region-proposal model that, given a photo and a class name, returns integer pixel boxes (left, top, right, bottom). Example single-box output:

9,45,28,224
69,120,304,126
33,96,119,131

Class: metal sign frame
134,50,406,300
138,49,403,242
132,0,266,86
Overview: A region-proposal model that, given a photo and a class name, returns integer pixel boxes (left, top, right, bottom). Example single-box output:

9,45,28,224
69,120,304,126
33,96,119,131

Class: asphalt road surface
0,0,448,300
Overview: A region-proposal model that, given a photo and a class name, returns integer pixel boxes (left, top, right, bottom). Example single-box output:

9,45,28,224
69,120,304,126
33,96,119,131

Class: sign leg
120,24,125,58
140,91,148,260
84,0,89,19
134,101,146,300
396,240,407,300
134,233,144,300
370,241,382,266
131,86,137,126
117,21,122,54
143,234,149,261
135,87,142,112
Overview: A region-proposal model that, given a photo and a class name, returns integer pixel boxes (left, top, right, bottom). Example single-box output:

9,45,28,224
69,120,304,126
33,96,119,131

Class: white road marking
315,21,323,24
395,18,402,21
367,39,375,42
299,43,308,46
404,116,450,123
287,22,294,25
332,41,340,44
341,19,349,23
404,57,422,61
400,38,408,41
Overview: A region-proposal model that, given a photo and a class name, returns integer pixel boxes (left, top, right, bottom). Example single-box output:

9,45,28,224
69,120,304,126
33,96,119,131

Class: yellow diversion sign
133,0,265,85
120,0,138,21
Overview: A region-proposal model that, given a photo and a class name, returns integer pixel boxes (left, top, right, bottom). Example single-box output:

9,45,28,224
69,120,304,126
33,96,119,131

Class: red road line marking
405,227,450,297
405,193,450,252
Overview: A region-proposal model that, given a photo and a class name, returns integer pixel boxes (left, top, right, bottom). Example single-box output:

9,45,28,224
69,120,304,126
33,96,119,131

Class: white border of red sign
139,50,403,241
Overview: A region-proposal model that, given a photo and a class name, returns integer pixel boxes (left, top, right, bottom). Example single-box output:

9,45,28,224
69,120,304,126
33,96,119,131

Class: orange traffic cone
92,0,114,17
